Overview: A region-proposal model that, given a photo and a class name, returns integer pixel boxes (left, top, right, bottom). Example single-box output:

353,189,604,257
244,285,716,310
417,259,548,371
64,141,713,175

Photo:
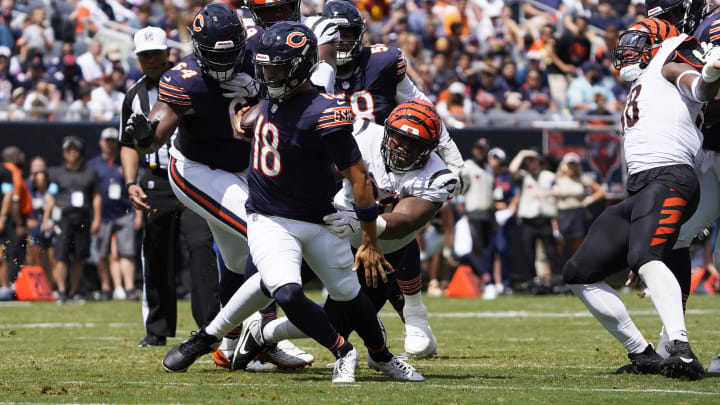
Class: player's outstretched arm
379,197,440,240
340,160,393,288
663,59,720,103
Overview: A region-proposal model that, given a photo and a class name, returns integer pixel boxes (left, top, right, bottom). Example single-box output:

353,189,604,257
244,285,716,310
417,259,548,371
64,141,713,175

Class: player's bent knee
325,276,361,302
562,259,599,285
273,283,305,308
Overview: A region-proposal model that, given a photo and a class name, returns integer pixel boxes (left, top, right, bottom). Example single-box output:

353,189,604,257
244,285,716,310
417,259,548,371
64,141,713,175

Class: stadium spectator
0,5,12,50
552,152,604,260
16,54,48,91
2,146,30,285
7,87,26,120
509,149,559,285
17,3,54,63
521,68,555,113
590,0,623,30
428,51,452,99
546,16,592,108
482,147,518,295
48,43,84,103
88,72,124,121
66,84,93,122
0,161,14,300
88,127,140,301
43,136,101,303
76,39,112,85
0,45,15,103
474,66,501,111
567,61,620,112
23,78,61,115
25,156,54,282
437,81,474,128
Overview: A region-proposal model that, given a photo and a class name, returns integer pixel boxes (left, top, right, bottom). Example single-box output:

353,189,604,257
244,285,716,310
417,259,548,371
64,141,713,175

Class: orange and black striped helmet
382,99,441,172
613,17,679,69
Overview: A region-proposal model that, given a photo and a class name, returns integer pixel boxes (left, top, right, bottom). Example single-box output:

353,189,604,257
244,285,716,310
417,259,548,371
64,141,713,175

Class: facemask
619,64,643,82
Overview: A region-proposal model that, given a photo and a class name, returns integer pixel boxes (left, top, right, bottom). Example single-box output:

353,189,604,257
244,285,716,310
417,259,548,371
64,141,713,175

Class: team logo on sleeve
286,32,307,48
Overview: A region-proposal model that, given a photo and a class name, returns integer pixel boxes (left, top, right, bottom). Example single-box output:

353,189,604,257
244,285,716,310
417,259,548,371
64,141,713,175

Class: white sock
403,292,428,318
262,316,307,344
638,260,688,342
569,282,648,353
656,326,671,359
205,273,272,338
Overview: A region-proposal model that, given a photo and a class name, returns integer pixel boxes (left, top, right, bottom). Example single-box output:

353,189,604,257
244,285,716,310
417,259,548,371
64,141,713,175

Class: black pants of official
520,216,559,278
141,171,219,338
563,164,699,285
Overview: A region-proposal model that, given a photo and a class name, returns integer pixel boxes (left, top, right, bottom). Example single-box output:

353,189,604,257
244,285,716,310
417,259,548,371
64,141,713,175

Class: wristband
376,215,387,237
702,62,720,83
125,181,137,191
442,247,453,259
354,204,379,221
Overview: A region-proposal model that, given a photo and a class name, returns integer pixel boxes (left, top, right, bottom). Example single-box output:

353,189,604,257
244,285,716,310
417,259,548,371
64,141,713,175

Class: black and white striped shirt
119,75,175,170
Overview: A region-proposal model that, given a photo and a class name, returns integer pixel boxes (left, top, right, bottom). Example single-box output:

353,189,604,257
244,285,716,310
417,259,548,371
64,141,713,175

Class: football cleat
403,303,437,359
138,335,166,348
658,340,705,380
426,280,443,297
162,329,220,372
212,348,231,369
707,353,720,374
231,313,265,371
367,353,424,382
615,344,663,375
257,340,314,368
332,347,358,383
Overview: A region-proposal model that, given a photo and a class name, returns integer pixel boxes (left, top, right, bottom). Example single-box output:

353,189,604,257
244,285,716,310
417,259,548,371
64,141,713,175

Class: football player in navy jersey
322,0,465,358
125,3,312,372
245,21,421,383
244,0,339,93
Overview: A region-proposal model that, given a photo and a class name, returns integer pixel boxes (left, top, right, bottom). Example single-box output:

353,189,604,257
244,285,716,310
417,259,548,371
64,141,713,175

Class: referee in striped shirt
119,27,219,348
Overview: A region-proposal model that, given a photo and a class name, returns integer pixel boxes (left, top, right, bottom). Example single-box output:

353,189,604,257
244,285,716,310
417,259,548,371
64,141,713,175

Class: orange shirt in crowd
4,163,31,217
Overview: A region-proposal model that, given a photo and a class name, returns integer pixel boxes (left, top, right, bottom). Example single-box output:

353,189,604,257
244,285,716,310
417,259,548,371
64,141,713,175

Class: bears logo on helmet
190,3,246,82
322,0,366,66
246,0,301,28
614,17,679,70
382,99,441,172
254,22,318,100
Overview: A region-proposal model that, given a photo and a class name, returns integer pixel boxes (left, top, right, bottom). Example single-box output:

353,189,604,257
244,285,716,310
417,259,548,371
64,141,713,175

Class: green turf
1,292,719,404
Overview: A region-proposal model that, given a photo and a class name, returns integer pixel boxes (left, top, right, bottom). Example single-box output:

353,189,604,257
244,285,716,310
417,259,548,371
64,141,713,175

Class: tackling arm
380,197,441,240
126,101,187,154
663,60,720,103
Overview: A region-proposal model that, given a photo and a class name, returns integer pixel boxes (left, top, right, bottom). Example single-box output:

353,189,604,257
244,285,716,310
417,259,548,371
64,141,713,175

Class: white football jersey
301,16,339,46
622,34,703,175
334,120,457,253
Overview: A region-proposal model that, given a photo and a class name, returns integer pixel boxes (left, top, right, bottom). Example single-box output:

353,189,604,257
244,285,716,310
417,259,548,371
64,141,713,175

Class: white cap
134,27,168,54
488,147,506,162
561,152,582,165
101,127,119,140
448,81,466,95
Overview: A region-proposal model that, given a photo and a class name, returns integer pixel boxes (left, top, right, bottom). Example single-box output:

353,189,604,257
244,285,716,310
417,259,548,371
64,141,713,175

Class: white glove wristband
702,62,720,83
376,215,386,237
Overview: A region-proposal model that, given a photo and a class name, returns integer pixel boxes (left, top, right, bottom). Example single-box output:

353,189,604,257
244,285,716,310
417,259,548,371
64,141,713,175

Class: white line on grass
54,381,719,396
413,309,712,319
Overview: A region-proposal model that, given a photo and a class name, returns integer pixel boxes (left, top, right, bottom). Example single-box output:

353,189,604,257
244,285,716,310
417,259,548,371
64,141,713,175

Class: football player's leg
250,216,353,359
212,241,243,368
563,202,652,358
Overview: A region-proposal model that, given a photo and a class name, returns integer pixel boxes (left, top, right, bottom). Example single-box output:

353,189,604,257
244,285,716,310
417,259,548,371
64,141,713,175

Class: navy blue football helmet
254,22,318,100
322,0,365,66
190,3,246,81
645,0,703,33
246,0,301,28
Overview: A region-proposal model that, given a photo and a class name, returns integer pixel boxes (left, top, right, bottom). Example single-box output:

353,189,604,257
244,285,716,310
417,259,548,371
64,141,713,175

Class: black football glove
126,113,158,148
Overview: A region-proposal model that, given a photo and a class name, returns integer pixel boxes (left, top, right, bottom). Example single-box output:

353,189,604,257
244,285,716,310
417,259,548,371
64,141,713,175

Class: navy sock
274,283,342,351
327,292,391,360
218,268,244,307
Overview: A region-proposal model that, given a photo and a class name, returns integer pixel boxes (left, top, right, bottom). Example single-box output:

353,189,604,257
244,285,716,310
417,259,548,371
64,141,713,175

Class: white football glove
220,73,258,100
700,42,720,82
323,209,360,239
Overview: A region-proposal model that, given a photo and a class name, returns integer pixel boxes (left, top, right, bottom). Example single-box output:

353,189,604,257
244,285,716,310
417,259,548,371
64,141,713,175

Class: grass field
1,292,719,404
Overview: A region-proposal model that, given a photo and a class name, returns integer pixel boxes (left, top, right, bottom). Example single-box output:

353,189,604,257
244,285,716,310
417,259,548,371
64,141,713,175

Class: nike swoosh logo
237,328,252,355
164,76,171,82
680,357,694,363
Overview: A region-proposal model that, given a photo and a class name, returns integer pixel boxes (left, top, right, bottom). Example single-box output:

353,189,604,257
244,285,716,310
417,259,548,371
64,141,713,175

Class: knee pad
273,283,304,308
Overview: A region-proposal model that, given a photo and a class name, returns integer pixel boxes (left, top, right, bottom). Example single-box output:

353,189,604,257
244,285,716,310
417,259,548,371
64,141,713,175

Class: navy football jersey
157,25,261,173
694,11,720,152
334,44,406,124
246,89,359,223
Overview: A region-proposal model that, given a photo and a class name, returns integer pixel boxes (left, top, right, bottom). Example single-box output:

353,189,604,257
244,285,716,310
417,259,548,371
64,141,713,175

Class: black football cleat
231,314,265,371
138,335,166,348
162,329,220,372
658,340,705,380
615,344,663,375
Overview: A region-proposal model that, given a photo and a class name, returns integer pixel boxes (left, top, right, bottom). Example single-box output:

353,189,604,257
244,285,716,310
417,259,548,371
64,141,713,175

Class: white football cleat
403,303,437,359
367,353,424,382
258,340,314,368
708,353,720,374
482,284,498,300
332,347,359,383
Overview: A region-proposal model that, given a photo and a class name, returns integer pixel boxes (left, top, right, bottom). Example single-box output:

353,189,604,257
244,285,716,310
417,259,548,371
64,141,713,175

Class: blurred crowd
0,0,642,124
